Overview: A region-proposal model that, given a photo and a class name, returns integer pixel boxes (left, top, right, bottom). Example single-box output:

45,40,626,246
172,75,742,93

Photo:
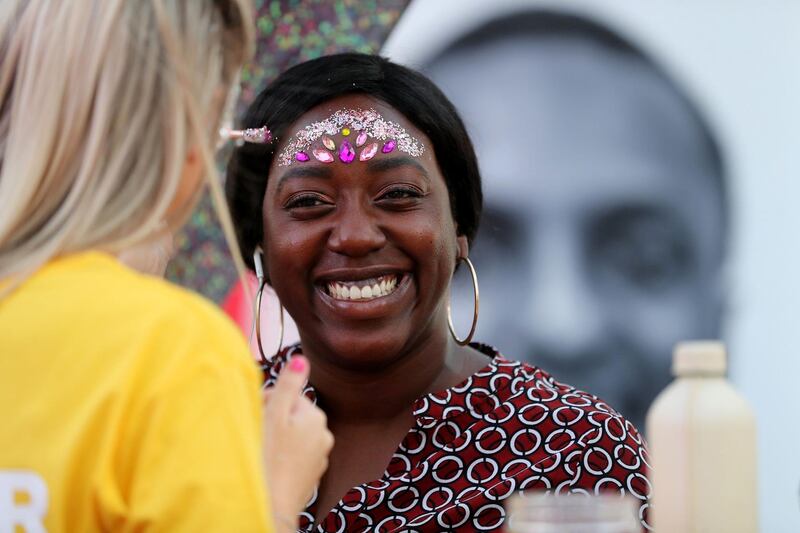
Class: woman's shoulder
481,344,633,410
470,344,648,455
465,345,653,528
26,251,250,365
65,252,236,328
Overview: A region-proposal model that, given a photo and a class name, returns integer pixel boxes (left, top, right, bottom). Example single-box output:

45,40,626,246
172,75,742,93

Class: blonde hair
0,0,254,292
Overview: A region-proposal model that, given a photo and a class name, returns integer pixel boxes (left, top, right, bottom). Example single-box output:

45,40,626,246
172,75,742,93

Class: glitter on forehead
277,108,425,166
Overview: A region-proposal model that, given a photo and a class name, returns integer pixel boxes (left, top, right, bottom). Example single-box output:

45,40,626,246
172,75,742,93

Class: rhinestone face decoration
277,108,425,166
338,140,356,164
359,142,379,161
312,147,334,163
382,139,396,153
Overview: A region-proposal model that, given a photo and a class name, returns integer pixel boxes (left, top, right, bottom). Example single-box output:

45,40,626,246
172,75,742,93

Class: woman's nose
327,203,387,257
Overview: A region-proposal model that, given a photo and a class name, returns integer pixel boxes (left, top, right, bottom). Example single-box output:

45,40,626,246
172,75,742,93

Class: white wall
384,1,800,531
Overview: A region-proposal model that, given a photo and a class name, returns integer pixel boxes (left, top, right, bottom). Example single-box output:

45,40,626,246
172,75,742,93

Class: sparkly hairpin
276,108,425,166
219,126,272,144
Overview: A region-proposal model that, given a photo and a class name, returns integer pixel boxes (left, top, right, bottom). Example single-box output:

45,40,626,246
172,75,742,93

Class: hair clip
219,126,272,144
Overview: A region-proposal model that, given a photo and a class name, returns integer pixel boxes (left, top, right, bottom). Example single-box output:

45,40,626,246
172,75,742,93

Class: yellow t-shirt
0,252,273,532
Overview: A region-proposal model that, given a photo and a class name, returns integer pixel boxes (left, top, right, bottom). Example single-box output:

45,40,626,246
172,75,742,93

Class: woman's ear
457,235,469,260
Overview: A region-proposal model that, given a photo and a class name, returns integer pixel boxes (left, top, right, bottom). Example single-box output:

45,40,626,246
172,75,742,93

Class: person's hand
262,356,333,531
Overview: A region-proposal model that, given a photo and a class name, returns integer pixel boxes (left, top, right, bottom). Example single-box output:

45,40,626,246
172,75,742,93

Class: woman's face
262,94,467,368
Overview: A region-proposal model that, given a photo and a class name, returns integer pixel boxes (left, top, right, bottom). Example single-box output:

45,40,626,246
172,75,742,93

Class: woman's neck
300,329,484,423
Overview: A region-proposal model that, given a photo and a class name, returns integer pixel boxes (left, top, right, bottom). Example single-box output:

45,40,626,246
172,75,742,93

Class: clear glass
506,493,640,533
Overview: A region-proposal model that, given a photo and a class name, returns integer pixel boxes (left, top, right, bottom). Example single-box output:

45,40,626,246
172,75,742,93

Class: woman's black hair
225,53,483,271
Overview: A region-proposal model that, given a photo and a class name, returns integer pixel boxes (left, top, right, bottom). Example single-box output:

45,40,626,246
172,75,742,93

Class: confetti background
165,0,410,302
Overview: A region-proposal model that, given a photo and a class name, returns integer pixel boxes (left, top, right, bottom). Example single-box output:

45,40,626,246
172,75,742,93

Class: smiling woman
225,53,652,532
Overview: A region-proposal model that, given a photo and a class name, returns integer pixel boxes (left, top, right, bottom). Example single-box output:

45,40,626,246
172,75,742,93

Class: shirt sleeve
113,343,274,533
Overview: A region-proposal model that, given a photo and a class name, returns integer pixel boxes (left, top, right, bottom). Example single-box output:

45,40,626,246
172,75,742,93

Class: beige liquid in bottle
646,341,758,532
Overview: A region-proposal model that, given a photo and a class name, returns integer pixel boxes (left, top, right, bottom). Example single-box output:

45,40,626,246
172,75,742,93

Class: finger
268,356,310,418
293,400,331,430
261,388,274,405
291,395,320,416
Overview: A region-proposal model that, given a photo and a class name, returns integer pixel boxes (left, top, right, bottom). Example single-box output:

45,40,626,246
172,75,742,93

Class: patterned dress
262,344,653,532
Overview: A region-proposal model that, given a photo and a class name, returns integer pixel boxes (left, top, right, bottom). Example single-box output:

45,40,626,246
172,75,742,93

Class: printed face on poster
391,7,726,430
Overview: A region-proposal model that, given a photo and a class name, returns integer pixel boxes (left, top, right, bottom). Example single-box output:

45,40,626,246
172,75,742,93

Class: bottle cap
672,340,727,377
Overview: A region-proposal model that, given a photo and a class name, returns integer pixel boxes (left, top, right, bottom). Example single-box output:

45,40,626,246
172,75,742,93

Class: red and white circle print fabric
262,344,653,532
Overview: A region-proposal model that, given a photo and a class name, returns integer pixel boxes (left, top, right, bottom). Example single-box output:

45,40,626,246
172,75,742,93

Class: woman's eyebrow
274,166,334,195
367,156,430,181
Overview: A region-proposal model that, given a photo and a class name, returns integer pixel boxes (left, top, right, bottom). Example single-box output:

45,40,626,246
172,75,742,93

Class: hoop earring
252,248,284,364
447,256,479,346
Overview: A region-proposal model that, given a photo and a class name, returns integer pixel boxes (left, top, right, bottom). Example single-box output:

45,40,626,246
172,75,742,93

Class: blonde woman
0,1,332,532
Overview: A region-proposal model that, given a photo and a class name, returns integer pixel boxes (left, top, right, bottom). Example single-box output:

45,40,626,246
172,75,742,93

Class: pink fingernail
289,356,307,372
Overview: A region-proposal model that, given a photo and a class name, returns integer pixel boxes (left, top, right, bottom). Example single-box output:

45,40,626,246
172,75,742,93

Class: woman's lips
315,273,412,319
325,274,398,302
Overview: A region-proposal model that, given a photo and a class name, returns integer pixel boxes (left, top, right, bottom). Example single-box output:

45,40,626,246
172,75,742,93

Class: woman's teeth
326,275,398,301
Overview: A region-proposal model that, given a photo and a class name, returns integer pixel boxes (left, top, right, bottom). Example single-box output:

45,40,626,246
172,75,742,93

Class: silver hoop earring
447,256,479,346
252,248,284,364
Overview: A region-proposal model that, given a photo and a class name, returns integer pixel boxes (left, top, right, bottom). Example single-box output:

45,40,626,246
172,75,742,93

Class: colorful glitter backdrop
165,0,410,302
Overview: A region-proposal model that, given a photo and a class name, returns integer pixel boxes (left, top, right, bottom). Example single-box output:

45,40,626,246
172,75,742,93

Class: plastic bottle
646,341,758,532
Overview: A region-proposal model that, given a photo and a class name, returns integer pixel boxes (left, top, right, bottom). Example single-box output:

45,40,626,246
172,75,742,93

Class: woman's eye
284,194,328,209
379,187,423,200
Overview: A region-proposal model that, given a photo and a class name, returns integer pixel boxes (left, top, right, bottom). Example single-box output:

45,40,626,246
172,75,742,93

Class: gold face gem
341,127,351,136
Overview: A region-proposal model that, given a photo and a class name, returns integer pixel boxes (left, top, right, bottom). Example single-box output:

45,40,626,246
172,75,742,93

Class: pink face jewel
359,142,379,161
312,147,334,163
338,140,356,164
382,139,396,154
356,131,368,147
322,136,336,151
295,151,310,162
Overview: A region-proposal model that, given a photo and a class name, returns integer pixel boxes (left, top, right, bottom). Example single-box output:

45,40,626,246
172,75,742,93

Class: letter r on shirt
0,470,48,533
